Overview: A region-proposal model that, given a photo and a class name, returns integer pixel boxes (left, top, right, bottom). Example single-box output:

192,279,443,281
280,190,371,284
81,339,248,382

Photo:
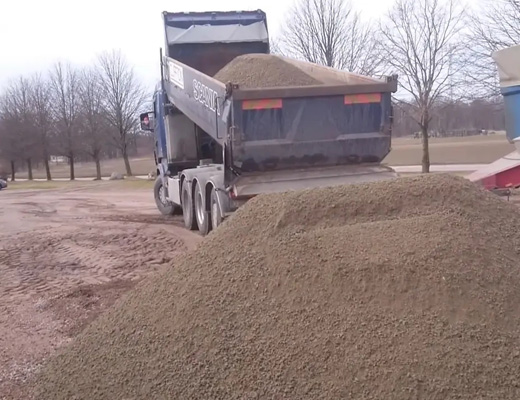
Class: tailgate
232,164,398,197
230,84,395,173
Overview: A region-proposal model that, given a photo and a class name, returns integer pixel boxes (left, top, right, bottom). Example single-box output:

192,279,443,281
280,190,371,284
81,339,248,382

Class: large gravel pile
214,54,322,88
36,174,520,399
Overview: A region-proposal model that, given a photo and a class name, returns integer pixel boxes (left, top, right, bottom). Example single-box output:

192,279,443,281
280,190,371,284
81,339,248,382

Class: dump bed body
163,56,396,168
161,10,397,188
228,58,396,174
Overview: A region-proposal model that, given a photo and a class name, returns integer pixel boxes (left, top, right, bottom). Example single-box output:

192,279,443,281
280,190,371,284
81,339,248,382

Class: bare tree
50,62,80,180
0,112,24,181
467,0,520,97
269,37,285,56
96,50,147,176
1,77,37,179
78,68,106,180
393,97,505,138
30,73,54,180
378,0,466,173
278,0,382,75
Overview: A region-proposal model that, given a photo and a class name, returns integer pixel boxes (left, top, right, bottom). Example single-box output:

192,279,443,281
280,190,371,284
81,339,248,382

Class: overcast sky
0,0,390,90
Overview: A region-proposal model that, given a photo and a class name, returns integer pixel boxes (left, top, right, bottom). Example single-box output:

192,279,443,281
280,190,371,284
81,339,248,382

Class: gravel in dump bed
36,174,520,399
213,53,322,88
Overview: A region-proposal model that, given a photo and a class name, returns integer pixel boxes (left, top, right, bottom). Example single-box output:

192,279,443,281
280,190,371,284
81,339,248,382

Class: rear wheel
210,187,223,230
182,181,198,230
154,177,180,215
194,184,211,236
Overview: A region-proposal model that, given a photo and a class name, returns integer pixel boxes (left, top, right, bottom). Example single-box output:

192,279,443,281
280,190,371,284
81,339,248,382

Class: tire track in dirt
0,223,187,310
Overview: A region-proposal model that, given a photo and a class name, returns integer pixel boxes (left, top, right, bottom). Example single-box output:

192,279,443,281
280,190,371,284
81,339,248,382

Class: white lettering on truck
167,60,184,89
193,79,221,116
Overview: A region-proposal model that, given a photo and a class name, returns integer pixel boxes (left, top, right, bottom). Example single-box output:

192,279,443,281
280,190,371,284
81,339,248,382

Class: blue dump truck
140,10,399,235
493,44,520,151
466,44,520,191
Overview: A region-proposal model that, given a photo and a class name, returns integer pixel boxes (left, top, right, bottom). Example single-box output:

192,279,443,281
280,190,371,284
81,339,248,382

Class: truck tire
182,181,198,230
210,187,223,230
194,183,211,236
154,177,180,215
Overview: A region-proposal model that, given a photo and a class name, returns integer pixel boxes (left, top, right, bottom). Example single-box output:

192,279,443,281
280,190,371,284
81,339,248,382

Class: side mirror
140,112,154,131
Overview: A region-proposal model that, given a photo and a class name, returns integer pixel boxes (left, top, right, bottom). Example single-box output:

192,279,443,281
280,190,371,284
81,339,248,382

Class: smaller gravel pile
214,54,321,88
36,174,520,399
214,53,379,88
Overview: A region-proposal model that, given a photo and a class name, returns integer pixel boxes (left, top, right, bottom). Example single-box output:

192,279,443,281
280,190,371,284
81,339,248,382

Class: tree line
0,50,147,181
1,0,518,178
275,0,520,172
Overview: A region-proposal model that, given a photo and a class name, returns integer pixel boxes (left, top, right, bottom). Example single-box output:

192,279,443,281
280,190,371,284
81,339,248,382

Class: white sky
0,0,391,90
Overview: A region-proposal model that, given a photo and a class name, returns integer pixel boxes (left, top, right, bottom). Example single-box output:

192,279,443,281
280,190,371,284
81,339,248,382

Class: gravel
213,53,379,88
35,174,520,399
213,54,322,88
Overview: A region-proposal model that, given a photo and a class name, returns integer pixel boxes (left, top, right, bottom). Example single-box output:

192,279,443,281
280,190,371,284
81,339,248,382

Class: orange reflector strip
242,99,283,110
344,93,382,105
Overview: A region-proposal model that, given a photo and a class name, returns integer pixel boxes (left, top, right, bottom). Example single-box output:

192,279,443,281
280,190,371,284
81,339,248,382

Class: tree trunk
27,158,33,180
10,160,15,182
421,125,430,173
69,153,75,180
122,147,133,177
44,159,52,181
95,156,102,181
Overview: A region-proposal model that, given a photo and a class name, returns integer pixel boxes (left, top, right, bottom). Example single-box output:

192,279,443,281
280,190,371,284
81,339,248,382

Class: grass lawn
10,133,514,180
384,133,514,166
5,179,154,191
13,157,156,180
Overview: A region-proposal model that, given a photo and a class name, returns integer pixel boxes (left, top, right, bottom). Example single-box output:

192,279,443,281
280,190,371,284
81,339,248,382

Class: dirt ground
0,182,202,399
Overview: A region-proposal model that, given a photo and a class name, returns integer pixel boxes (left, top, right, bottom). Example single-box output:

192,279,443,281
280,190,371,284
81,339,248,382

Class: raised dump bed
163,51,397,174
